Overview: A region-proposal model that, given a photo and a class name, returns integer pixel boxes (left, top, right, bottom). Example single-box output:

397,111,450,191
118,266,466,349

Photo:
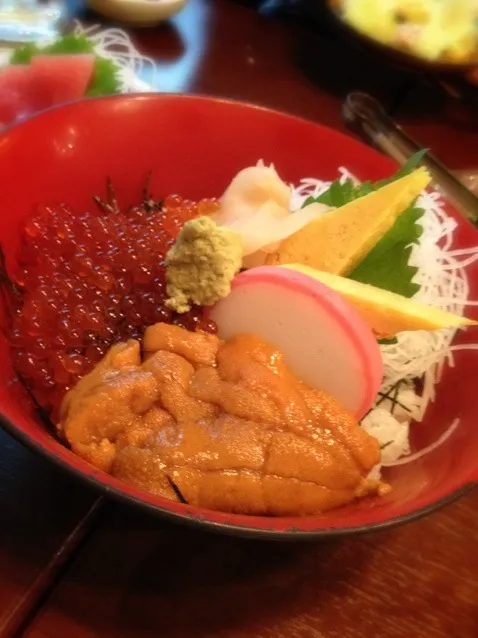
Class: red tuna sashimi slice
0,64,32,95
0,65,35,126
0,63,55,113
30,54,95,108
0,90,25,128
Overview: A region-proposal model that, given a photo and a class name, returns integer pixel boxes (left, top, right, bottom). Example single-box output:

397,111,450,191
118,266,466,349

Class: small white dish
87,0,186,26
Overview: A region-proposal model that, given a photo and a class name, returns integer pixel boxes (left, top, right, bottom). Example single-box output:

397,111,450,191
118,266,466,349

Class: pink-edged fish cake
209,266,383,418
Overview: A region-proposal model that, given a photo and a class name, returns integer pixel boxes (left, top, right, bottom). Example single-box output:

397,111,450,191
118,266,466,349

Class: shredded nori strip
167,475,188,504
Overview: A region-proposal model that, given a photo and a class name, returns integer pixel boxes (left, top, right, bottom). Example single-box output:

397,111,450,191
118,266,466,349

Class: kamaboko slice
209,266,383,418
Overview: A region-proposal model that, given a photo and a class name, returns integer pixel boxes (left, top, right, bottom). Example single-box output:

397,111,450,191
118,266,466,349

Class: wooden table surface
1,1,478,636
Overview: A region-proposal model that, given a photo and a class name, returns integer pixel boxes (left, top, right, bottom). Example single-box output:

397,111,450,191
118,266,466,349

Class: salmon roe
4,180,220,416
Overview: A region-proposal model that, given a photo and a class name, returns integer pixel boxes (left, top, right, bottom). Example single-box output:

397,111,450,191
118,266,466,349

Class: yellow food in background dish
396,0,431,23
336,0,478,63
341,0,397,45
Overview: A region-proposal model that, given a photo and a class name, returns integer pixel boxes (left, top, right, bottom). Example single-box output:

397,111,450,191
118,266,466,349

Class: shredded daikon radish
382,418,460,467
291,169,478,467
73,22,157,92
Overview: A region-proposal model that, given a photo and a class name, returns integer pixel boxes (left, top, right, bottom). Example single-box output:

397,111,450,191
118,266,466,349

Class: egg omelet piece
395,0,432,24
265,168,431,276
413,0,477,61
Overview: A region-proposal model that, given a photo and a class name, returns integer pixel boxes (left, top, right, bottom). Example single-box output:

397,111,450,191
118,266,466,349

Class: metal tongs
343,92,478,226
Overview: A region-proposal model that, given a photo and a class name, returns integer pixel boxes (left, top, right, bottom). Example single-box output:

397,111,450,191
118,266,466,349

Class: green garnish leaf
10,35,121,97
312,178,374,208
87,57,121,97
44,34,94,55
349,203,423,298
10,43,40,64
302,150,428,297
304,149,428,209
376,148,428,186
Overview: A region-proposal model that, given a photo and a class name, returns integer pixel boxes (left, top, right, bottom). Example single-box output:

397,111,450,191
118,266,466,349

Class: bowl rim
1,92,477,540
1,409,475,540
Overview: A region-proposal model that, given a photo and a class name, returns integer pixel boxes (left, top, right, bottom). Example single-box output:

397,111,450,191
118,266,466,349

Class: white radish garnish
209,266,383,418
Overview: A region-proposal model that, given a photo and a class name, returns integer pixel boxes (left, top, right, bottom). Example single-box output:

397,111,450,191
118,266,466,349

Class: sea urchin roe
60,322,385,516
165,216,244,313
7,188,220,416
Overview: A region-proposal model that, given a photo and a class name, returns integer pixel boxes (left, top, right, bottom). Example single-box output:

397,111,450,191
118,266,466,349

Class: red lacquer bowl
0,94,477,539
